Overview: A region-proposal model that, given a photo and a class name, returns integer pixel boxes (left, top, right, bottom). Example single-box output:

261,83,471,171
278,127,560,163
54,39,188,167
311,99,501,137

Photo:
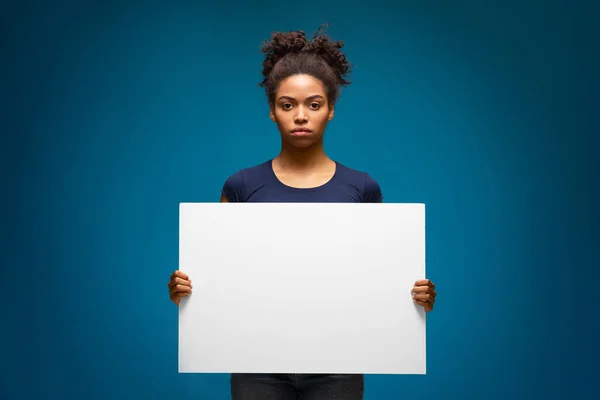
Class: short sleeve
221,170,246,202
362,172,383,203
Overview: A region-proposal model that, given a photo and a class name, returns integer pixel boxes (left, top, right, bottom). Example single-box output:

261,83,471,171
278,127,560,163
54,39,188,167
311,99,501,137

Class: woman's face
270,74,334,148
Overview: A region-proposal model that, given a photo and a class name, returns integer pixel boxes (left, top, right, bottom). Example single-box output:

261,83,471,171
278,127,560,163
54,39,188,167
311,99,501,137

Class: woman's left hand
412,279,436,312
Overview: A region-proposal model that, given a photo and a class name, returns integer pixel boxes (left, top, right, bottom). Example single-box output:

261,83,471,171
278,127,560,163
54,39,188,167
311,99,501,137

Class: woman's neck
275,139,331,171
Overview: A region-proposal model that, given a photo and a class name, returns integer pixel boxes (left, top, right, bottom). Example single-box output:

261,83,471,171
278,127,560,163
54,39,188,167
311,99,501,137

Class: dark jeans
230,373,364,400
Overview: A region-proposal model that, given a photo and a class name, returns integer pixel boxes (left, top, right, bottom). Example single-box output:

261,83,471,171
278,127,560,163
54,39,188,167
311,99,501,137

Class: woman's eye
282,103,293,110
309,103,320,109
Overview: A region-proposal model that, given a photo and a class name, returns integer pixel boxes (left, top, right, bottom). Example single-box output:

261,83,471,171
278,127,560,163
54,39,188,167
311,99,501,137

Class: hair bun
261,30,308,61
260,25,352,88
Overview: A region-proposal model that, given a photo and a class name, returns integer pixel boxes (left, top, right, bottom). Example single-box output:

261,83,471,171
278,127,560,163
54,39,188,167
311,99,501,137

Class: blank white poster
178,202,426,375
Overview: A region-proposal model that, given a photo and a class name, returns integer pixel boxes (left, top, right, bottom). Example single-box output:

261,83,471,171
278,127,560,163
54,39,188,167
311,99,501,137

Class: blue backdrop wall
2,1,598,399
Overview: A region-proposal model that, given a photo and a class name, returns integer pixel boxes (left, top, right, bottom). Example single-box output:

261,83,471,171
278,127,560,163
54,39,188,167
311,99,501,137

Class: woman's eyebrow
278,95,325,101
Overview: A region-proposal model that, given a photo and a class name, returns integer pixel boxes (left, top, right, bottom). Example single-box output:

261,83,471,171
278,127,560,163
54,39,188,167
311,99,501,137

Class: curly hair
259,25,353,106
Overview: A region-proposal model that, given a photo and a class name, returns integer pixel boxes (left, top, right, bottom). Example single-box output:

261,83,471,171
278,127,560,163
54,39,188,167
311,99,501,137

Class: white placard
178,202,426,374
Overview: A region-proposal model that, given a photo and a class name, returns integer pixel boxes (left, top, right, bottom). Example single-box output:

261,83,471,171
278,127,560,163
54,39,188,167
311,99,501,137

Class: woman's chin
282,133,322,148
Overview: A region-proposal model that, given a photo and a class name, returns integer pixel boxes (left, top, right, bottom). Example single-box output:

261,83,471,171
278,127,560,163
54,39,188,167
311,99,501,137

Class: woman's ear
328,107,335,121
269,104,276,122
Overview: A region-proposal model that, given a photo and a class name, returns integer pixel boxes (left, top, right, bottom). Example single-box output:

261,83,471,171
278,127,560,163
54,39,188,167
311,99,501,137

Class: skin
169,73,437,312
269,74,336,189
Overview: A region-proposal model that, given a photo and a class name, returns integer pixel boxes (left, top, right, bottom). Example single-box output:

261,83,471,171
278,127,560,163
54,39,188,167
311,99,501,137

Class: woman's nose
294,108,308,123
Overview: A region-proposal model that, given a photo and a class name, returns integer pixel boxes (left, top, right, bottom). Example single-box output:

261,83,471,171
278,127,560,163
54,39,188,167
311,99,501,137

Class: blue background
2,0,598,399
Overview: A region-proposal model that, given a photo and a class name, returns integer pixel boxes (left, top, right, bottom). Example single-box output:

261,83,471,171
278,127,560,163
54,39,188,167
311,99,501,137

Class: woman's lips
291,128,312,136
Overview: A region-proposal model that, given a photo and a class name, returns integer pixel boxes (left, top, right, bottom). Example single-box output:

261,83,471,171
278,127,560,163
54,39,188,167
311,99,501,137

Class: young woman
168,26,437,400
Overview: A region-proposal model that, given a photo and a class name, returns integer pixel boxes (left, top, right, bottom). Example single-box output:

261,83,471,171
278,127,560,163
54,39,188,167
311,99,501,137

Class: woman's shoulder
225,159,272,182
334,161,383,203
221,159,273,202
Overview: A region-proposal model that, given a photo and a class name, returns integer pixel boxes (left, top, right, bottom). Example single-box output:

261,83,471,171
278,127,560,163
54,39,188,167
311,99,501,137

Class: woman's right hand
168,270,193,306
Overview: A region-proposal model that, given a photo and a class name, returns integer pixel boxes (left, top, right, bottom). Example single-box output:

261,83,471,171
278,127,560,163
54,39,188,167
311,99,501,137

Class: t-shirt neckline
267,158,339,192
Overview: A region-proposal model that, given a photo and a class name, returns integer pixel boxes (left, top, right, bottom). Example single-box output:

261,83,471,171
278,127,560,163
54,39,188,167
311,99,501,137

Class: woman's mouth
291,128,312,136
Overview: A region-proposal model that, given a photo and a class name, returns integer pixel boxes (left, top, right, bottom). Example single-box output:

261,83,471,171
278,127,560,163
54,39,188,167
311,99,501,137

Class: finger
411,286,436,294
169,283,193,295
169,284,193,297
414,279,434,289
414,298,431,305
413,293,435,302
170,270,189,281
411,288,436,300
171,292,190,301
171,270,190,281
168,277,192,289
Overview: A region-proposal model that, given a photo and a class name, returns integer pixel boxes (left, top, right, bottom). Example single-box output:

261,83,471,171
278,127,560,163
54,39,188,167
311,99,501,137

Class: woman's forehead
277,74,326,95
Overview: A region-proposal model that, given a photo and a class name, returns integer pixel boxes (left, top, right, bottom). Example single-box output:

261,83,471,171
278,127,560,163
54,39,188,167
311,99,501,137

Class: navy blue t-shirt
221,159,383,203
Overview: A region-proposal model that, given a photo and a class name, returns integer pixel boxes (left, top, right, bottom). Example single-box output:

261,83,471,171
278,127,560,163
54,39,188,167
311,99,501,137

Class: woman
168,26,437,400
